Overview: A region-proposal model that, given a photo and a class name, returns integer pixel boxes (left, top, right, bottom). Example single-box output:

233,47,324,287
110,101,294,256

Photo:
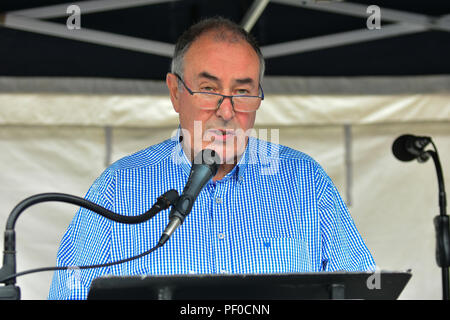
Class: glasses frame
173,73,264,113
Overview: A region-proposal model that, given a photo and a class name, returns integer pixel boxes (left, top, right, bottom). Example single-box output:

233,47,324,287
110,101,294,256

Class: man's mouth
206,129,235,141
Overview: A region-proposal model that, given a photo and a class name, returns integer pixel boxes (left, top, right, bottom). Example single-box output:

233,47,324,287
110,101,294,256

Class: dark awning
1,0,449,80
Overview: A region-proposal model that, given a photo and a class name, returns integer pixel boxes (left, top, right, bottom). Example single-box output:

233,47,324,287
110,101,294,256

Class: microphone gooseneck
5,189,179,231
158,149,221,246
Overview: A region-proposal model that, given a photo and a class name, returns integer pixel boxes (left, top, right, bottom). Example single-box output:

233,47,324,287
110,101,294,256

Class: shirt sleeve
48,167,116,300
315,168,376,272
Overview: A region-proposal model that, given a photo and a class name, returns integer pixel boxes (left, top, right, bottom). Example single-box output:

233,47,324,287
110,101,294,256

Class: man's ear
166,73,180,113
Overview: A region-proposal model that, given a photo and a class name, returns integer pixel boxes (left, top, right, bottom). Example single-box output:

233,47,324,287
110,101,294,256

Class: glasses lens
233,96,262,112
193,93,262,112
193,93,221,110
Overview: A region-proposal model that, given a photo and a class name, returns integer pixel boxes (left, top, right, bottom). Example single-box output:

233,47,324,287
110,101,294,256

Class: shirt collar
170,126,192,178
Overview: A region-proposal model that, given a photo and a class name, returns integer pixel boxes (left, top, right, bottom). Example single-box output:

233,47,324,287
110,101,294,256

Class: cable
0,242,162,284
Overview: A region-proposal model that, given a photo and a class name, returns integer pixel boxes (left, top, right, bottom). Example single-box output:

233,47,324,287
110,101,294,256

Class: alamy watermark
66,5,81,30
366,266,382,290
367,5,381,30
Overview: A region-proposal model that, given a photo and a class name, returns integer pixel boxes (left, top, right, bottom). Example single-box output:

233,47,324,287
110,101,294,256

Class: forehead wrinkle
234,78,255,88
197,71,256,88
197,71,220,82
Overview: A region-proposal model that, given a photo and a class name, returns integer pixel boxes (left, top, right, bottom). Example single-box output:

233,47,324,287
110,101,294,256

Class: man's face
167,33,261,164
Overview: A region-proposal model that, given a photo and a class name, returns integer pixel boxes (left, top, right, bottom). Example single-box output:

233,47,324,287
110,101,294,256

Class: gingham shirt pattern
48,131,376,300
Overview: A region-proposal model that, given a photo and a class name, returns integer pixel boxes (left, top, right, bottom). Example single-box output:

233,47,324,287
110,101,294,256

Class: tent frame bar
6,0,179,19
272,0,450,32
240,0,271,32
2,14,175,57
261,23,427,58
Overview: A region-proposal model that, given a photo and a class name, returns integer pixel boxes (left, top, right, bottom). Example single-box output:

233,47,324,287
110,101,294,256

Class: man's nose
215,96,235,121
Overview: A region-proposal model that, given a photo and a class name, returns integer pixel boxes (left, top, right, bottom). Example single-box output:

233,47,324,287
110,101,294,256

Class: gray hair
171,17,265,83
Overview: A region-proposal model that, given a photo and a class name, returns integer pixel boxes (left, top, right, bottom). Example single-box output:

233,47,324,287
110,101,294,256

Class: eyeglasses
173,73,264,113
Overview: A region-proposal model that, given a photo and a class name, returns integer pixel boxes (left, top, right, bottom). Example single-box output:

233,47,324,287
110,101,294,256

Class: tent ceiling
0,0,449,80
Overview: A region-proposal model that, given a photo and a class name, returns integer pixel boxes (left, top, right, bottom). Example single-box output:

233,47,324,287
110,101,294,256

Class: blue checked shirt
48,130,376,300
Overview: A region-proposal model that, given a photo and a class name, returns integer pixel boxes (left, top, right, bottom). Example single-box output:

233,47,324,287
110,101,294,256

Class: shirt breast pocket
233,236,312,273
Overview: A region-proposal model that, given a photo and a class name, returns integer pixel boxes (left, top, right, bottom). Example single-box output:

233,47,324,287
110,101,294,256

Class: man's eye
201,86,215,92
236,89,250,95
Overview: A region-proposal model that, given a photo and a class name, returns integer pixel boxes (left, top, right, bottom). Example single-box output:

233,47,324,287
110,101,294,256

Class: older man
48,17,375,300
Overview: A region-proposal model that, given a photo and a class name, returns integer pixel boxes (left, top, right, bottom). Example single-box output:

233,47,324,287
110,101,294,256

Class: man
48,17,375,300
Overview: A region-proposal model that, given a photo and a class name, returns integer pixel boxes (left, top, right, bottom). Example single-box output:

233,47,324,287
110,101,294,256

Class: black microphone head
193,149,221,176
392,134,417,162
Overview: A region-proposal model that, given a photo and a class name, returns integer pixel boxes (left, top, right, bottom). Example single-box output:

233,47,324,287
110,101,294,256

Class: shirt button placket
213,184,229,274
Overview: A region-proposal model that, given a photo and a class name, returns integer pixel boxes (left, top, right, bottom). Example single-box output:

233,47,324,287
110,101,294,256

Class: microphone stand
424,145,449,300
0,190,178,300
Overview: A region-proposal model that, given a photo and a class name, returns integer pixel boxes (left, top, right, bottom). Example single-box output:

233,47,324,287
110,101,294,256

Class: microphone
392,134,449,299
392,134,432,162
158,149,221,246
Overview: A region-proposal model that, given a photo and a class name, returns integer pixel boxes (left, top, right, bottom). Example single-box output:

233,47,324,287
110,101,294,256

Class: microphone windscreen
194,149,221,175
392,134,416,162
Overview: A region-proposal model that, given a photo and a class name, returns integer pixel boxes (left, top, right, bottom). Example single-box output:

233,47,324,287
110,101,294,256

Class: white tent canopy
0,75,449,299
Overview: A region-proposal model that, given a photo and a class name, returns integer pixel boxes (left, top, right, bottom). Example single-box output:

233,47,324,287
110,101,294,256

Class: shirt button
218,233,225,240
215,197,222,204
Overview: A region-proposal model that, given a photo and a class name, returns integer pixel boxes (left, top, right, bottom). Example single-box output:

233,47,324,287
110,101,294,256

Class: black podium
87,271,411,300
